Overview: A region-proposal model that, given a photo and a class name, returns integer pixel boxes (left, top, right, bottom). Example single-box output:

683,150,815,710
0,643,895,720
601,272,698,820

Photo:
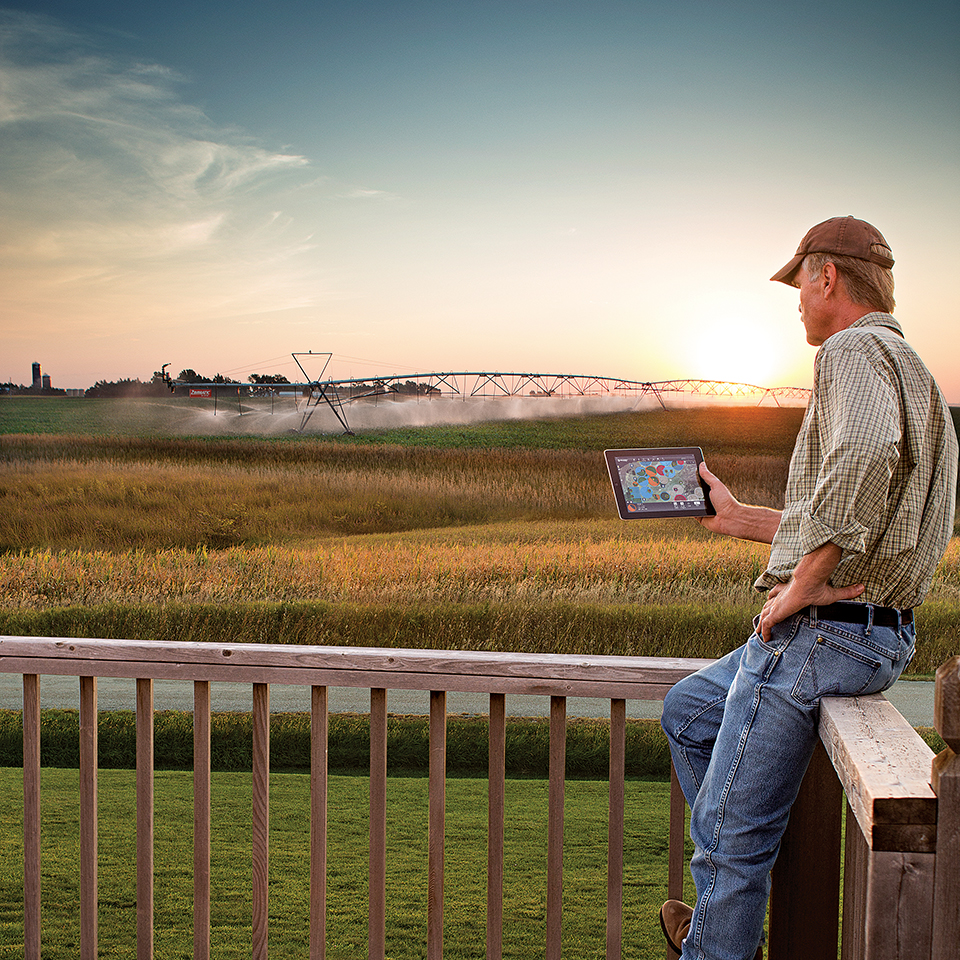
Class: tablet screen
603,447,714,519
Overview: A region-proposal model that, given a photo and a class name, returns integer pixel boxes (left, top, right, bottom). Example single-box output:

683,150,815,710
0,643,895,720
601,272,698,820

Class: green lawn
0,767,690,959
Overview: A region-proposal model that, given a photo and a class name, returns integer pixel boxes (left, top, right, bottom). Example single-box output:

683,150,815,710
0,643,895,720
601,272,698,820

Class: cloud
0,10,325,333
336,187,403,202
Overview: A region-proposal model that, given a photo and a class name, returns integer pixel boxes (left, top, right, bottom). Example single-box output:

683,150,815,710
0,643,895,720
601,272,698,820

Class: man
659,216,958,960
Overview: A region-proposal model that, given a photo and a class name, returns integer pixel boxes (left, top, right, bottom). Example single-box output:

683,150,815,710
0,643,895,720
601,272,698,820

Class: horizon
5,359,818,394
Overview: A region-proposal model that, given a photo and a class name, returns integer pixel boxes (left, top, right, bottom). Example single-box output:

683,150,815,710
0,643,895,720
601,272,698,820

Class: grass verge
0,766,691,959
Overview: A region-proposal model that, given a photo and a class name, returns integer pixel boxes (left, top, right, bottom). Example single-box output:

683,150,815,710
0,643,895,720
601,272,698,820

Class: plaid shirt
757,313,958,608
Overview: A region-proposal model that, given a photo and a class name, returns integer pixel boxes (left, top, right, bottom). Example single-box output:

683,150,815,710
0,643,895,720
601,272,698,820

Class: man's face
795,263,831,346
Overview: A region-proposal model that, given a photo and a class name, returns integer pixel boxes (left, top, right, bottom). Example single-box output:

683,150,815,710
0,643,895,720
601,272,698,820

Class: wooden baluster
80,675,98,960
369,688,387,960
931,656,960,960
428,691,446,959
23,674,41,960
311,685,329,960
665,762,686,960
252,683,270,960
136,678,154,960
487,693,506,960
194,681,211,960
546,696,566,960
769,740,842,960
607,698,625,960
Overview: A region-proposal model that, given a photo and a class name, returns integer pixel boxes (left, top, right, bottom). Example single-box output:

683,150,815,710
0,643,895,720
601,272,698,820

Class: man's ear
821,261,839,298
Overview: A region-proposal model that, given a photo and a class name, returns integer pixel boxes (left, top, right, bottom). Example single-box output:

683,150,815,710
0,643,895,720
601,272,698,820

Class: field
1,399,958,670
0,397,957,958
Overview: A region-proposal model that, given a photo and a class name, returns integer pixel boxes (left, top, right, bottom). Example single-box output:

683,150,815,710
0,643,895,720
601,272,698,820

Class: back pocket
791,631,886,706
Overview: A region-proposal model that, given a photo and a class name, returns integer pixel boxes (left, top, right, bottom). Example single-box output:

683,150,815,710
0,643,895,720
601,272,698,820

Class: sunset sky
2,1,959,399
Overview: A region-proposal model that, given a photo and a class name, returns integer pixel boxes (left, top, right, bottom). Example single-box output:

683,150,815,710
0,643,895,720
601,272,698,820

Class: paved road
0,673,936,726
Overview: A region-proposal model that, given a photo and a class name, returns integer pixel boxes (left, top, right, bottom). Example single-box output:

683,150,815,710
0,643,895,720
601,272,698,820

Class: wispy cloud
335,187,403,202
0,10,327,333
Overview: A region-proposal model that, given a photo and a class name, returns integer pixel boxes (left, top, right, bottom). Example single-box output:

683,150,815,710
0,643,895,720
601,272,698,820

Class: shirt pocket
873,484,921,559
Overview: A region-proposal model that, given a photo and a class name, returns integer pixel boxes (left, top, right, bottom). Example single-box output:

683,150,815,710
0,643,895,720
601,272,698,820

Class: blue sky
2,0,959,397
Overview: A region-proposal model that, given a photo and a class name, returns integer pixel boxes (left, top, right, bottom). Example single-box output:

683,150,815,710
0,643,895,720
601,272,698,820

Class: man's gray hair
803,252,896,314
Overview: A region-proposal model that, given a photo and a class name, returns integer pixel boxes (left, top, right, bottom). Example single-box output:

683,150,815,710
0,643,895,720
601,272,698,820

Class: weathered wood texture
842,800,868,960
820,694,937,852
0,635,710,699
931,657,960,960
821,693,938,960
8,634,952,960
840,815,937,960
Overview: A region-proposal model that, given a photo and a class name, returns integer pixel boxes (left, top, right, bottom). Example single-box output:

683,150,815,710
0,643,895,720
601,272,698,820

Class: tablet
603,447,715,519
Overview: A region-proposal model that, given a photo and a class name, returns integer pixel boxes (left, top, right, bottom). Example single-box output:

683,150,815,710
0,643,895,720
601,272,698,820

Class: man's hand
695,461,782,544
757,542,865,641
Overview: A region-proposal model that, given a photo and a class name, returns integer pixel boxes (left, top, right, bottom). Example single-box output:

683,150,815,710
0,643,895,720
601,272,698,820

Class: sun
681,293,811,388
692,322,775,385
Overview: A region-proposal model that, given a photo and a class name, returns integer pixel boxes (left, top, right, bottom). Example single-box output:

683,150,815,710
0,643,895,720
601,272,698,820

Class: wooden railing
770,655,959,960
1,636,957,959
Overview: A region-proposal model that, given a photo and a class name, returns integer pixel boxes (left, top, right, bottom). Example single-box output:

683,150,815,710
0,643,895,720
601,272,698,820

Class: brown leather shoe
658,900,764,959
659,900,692,953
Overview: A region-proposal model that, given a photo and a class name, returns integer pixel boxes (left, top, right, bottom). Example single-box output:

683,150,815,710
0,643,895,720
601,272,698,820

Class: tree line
2,370,442,399
83,370,294,399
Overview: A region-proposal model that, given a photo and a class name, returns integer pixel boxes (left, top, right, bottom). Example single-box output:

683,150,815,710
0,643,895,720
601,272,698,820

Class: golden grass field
1,403,957,670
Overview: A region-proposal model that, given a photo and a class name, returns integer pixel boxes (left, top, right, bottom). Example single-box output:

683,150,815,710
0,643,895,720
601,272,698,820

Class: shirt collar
847,312,904,337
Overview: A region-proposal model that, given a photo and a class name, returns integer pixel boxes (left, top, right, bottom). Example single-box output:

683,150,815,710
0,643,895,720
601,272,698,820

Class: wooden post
23,675,41,960
769,740,842,960
428,691,446,960
80,676,98,960
487,693,506,960
369,689,387,960
311,686,328,960
931,656,960,960
136,678,154,960
546,696,566,960
252,683,270,960
820,694,938,960
607,698,626,960
194,681,211,960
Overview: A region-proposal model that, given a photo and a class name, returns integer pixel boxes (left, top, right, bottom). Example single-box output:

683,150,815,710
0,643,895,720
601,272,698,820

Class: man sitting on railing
658,216,958,960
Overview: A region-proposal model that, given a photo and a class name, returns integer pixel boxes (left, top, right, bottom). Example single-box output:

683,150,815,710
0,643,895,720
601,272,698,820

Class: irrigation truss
163,356,812,434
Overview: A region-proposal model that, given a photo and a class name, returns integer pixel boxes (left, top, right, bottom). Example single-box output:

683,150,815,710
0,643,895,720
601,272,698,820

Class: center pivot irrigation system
160,353,812,435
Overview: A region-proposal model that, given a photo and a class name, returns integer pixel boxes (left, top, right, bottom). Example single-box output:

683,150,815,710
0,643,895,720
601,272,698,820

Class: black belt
808,603,913,628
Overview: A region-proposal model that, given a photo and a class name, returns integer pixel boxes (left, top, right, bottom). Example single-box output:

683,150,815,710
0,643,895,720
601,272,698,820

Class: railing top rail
819,693,937,854
0,635,713,700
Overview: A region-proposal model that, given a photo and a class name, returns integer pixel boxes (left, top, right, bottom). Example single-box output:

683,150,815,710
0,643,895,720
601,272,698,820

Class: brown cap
770,216,895,286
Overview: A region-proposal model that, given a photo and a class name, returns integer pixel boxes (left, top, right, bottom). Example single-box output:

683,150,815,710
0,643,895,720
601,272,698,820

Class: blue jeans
660,605,915,960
